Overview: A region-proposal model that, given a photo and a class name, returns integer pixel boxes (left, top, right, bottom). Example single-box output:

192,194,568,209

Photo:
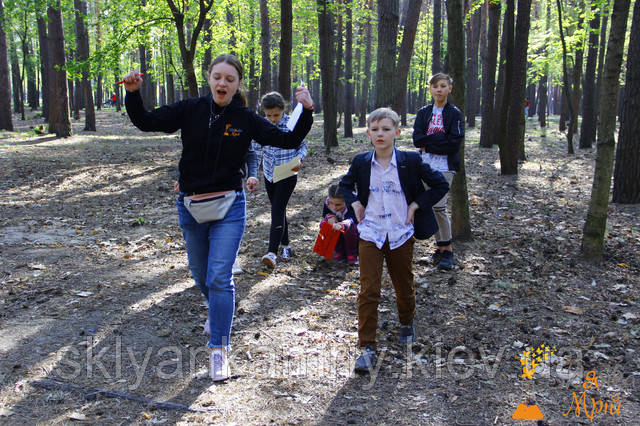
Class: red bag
313,221,343,259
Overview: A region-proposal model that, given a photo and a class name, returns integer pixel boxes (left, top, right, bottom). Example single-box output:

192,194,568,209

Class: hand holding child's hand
405,202,419,225
352,201,365,223
246,177,259,193
327,216,337,225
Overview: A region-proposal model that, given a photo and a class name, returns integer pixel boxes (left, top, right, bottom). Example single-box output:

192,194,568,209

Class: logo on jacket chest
224,123,243,137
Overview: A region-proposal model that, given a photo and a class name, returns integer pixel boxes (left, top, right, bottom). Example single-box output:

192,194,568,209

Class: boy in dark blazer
339,108,449,374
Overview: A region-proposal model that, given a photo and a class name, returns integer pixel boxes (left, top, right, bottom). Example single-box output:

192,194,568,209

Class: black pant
265,175,297,254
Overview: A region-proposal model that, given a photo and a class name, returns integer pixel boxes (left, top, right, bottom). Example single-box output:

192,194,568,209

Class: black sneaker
280,246,294,259
354,345,377,374
438,250,454,270
431,249,443,264
398,322,415,343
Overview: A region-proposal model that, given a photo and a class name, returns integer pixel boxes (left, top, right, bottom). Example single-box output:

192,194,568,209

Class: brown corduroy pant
357,237,415,348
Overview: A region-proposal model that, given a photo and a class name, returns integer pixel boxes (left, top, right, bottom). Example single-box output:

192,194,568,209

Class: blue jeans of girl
177,191,246,349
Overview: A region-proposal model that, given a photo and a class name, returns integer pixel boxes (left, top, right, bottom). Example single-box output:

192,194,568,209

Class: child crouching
321,184,359,265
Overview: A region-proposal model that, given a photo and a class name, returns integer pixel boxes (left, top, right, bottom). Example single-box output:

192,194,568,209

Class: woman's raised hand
295,85,314,110
122,70,143,92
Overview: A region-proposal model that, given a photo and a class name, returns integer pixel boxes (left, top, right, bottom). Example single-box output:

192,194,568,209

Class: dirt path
1,109,639,424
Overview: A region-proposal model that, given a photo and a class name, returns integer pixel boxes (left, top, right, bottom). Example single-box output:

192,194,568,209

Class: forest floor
0,108,639,425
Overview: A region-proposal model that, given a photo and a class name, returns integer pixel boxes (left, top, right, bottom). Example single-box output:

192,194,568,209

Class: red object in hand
115,73,144,85
313,221,343,260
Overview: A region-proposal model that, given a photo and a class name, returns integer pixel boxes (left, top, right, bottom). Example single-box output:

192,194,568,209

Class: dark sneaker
280,246,294,259
354,345,377,374
438,250,454,270
398,322,415,343
431,249,443,264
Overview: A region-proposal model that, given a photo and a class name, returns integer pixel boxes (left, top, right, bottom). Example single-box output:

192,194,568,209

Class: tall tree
166,0,214,97
37,15,49,120
74,0,95,131
594,2,610,120
538,3,551,128
200,17,212,95
581,0,631,260
317,0,338,150
612,0,640,203
47,1,71,137
259,0,271,95
579,3,601,148
568,1,585,138
446,0,471,240
479,0,500,147
495,0,514,171
375,0,399,107
358,0,373,127
0,0,12,131
344,3,353,137
278,0,292,102
557,0,576,154
432,0,443,73
465,6,481,127
392,0,423,124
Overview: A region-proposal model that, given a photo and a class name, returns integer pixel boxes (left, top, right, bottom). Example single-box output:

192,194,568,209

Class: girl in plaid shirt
247,92,308,268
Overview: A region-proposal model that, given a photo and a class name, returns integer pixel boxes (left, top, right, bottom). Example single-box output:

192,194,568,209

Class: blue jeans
177,191,246,349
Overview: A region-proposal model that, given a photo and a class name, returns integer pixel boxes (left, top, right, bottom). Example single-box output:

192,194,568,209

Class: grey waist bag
183,192,236,223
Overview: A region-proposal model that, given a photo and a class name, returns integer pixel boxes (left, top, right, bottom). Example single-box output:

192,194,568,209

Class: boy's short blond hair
429,73,453,86
367,107,400,128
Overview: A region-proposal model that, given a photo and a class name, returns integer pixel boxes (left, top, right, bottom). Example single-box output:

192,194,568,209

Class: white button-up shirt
357,151,414,249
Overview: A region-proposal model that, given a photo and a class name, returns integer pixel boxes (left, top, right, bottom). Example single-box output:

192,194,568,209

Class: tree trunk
479,0,500,147
9,38,21,115
259,0,271,95
595,4,610,122
375,0,399,108
47,2,71,137
446,0,471,241
0,0,12,130
557,0,575,154
569,4,585,137
26,41,37,110
496,0,515,171
279,0,292,102
37,16,49,120
200,18,212,95
247,6,258,111
581,0,631,261
335,10,344,122
579,7,601,148
612,0,640,203
344,3,354,137
358,0,373,127
432,0,443,73
317,0,338,150
75,0,95,130
465,6,481,127
538,76,548,127
503,0,532,174
392,0,422,125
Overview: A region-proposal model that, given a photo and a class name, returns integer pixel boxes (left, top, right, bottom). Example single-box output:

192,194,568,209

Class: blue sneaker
438,250,454,270
399,322,415,343
354,345,376,374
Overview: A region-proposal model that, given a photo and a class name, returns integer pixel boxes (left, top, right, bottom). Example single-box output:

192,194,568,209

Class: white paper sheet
286,103,304,131
272,156,301,183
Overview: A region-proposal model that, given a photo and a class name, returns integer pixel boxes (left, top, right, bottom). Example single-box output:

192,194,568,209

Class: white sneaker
210,348,230,381
232,259,244,274
203,318,210,335
261,252,277,269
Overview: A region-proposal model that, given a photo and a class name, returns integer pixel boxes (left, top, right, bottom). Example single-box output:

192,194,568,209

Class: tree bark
37,16,49,120
392,0,422,124
344,3,354,137
595,3,610,121
579,7,601,148
557,0,575,154
259,0,271,95
376,0,399,108
503,0,531,173
317,0,338,150
358,0,373,127
432,0,443,73
465,6,481,127
0,0,12,131
200,18,212,95
612,0,640,203
496,0,514,171
279,0,292,102
47,2,71,137
569,3,585,137
479,0,500,147
9,36,22,116
74,0,95,130
446,0,471,241
581,0,631,261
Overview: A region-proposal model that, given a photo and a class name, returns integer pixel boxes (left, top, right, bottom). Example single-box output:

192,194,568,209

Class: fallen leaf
617,263,629,268
563,306,584,315
68,412,86,421
257,271,270,277
142,412,152,419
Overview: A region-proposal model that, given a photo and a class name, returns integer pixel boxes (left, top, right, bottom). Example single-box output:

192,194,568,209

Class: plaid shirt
248,113,308,182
